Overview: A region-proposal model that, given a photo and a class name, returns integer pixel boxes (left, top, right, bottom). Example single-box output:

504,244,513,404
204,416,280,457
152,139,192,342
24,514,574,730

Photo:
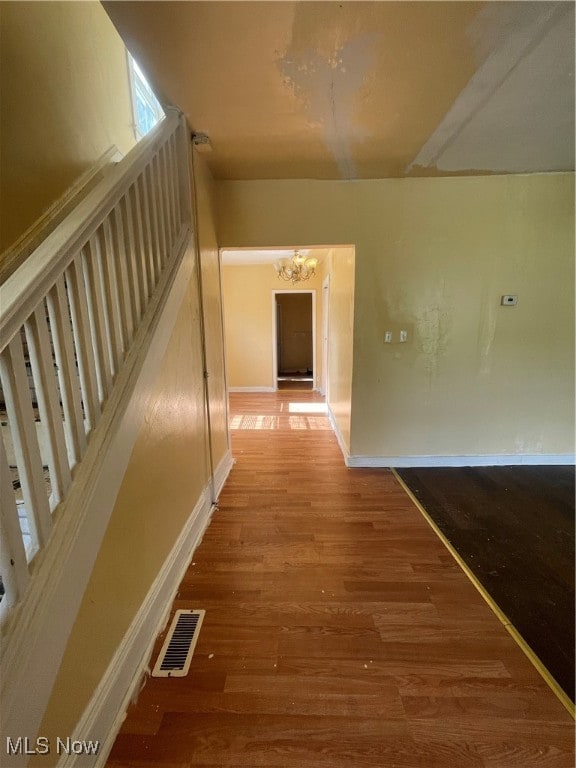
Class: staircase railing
0,109,191,622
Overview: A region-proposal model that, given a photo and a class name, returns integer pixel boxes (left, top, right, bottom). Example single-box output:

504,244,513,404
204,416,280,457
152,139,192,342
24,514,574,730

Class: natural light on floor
229,413,330,431
288,403,328,414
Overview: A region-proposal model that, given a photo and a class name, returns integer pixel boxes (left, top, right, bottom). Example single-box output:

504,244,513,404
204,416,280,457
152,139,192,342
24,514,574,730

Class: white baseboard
228,386,321,394
326,405,351,464
346,453,576,468
213,449,234,498
56,449,234,768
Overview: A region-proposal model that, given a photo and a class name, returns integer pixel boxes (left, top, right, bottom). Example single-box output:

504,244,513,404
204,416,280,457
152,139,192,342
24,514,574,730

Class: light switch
501,295,518,306
399,330,408,342
384,331,392,343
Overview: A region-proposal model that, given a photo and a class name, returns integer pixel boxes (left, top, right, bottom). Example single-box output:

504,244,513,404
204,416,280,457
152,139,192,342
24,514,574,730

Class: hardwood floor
106,392,574,768
397,466,575,702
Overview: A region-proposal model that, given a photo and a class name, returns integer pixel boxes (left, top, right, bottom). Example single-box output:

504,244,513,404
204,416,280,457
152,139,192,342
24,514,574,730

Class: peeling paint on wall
278,34,377,179
414,281,452,391
417,306,450,390
477,292,498,377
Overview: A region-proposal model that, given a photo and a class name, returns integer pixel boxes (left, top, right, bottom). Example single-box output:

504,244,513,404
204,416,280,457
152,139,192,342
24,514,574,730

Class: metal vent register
152,609,205,677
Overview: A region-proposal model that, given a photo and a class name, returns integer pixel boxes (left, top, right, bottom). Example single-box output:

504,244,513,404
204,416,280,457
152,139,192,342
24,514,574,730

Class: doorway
273,291,316,391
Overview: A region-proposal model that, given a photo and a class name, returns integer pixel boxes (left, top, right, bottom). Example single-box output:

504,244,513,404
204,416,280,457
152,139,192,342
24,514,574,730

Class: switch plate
399,330,408,342
501,295,518,306
384,331,392,343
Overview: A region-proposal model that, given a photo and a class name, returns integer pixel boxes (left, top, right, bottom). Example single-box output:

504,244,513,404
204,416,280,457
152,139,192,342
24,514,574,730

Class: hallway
106,391,573,767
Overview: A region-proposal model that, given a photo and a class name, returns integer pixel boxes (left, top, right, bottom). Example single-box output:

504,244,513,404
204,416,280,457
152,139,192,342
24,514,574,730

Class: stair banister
0,107,191,623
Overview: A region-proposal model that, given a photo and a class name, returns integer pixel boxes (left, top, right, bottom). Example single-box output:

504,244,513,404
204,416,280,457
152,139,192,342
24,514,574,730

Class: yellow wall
217,173,575,459
0,1,136,253
221,264,324,389
320,247,355,452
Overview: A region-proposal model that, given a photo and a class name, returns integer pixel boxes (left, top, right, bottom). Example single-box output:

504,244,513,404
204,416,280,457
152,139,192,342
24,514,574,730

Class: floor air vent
152,609,205,677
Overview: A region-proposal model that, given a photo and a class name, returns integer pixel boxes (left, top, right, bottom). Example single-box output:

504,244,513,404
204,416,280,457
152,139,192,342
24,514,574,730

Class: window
128,54,164,139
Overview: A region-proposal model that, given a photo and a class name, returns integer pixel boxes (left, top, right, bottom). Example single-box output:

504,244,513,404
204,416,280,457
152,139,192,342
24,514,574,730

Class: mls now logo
6,736,100,756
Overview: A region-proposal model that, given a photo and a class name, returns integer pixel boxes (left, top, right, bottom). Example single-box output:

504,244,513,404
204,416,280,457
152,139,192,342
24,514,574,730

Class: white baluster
168,132,182,234
0,333,52,551
153,154,169,265
46,277,87,466
145,162,163,278
82,237,113,401
99,220,125,373
163,140,178,244
110,206,135,347
0,434,29,614
130,181,150,310
137,172,156,292
176,118,193,225
159,144,174,253
24,306,71,505
65,256,100,432
121,192,143,323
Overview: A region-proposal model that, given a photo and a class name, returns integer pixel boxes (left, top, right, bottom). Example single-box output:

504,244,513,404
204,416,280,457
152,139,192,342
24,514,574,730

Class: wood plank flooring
106,392,574,768
397,466,575,701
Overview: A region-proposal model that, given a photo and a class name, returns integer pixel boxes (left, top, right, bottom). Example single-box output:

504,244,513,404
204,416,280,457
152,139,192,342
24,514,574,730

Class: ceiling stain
278,33,378,179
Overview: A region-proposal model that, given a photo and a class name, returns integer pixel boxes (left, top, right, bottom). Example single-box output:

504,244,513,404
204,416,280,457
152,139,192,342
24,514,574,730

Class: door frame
272,289,317,391
321,275,330,397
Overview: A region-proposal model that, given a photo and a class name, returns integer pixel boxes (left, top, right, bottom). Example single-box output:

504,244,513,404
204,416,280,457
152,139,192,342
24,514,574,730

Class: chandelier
274,250,318,283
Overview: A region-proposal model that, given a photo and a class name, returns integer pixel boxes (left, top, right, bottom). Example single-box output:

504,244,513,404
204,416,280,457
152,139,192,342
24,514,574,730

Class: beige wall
217,173,575,459
221,264,324,389
0,1,136,254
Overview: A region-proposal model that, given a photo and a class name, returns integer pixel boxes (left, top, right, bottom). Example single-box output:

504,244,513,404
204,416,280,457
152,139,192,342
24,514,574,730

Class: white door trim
321,275,330,397
272,290,316,391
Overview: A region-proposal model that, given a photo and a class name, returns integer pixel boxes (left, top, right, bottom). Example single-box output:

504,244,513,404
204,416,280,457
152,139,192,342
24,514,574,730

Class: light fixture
273,250,318,283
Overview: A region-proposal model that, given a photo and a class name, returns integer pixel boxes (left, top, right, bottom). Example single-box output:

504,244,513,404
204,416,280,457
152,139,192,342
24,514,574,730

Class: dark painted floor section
396,465,575,702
